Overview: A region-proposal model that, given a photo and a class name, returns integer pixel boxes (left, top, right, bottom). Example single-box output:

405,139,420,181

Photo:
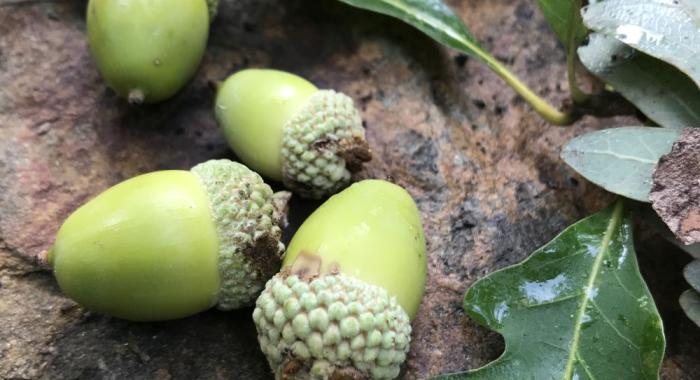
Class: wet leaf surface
679,0,700,24
579,33,700,130
434,202,665,379
562,127,680,202
582,0,700,87
336,0,485,61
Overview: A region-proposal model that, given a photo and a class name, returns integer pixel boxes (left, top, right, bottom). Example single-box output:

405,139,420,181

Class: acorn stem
337,134,372,172
37,247,54,268
482,55,574,125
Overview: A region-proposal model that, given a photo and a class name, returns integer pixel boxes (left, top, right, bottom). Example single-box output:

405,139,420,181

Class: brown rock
651,128,700,245
1,0,698,379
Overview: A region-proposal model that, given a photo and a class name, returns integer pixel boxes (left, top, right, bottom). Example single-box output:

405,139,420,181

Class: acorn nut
253,180,427,379
45,159,290,321
87,0,209,104
215,69,372,199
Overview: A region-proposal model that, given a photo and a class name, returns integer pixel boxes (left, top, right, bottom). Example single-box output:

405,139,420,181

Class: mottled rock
651,129,700,245
1,0,698,379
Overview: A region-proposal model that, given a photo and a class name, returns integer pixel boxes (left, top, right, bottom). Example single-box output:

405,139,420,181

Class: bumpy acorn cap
191,160,290,310
281,90,371,199
253,272,411,380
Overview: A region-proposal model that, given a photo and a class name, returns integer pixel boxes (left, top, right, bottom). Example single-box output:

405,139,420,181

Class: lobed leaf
433,202,665,379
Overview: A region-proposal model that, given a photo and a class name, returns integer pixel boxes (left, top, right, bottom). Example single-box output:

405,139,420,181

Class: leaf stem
566,0,591,105
479,53,574,126
337,0,576,125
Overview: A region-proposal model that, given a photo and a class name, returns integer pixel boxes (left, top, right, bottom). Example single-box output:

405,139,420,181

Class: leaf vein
562,201,624,379
575,149,657,164
613,271,639,301
575,352,598,380
524,292,582,308
590,299,640,350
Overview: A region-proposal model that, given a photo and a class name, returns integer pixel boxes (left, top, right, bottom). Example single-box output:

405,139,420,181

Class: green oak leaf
536,0,588,46
336,0,572,124
682,260,700,326
582,0,700,87
561,127,680,202
684,260,700,293
680,0,700,24
335,0,484,60
578,33,700,130
433,201,665,379
680,289,700,327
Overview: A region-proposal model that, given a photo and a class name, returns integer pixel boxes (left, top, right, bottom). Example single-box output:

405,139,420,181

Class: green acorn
253,180,426,379
215,69,372,199
45,160,290,321
86,0,209,104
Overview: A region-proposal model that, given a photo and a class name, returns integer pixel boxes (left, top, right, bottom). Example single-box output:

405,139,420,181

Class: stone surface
1,0,698,379
651,128,700,245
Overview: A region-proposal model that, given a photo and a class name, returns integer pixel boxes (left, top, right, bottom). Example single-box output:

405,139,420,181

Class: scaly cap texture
281,90,371,199
191,160,287,310
253,273,411,380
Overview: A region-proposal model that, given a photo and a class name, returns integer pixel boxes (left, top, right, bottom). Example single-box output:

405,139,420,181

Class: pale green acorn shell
281,90,369,199
253,273,411,380
192,160,285,310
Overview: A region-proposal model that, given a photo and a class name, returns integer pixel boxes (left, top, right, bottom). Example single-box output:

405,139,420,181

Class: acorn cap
281,90,371,199
191,159,289,309
253,273,411,380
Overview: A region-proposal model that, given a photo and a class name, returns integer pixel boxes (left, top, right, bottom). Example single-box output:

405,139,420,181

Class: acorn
45,160,290,321
215,69,372,199
86,0,209,104
252,180,426,379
